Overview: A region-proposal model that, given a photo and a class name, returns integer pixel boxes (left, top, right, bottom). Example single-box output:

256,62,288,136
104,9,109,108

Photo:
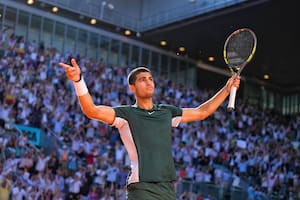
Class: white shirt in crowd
66,176,82,194
11,185,26,200
35,154,50,172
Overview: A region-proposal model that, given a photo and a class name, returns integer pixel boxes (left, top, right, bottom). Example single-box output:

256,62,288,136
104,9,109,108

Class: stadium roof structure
11,0,299,92
140,0,300,92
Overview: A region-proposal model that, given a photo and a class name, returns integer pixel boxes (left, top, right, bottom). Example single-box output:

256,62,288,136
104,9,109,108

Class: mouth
146,86,154,90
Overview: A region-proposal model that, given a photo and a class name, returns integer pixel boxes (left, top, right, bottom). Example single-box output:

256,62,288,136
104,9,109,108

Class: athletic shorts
126,182,176,200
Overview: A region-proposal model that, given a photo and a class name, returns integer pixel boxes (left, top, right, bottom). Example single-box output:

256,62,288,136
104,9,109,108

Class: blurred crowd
0,32,299,200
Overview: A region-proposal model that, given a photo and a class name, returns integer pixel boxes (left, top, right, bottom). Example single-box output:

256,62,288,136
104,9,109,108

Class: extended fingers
59,62,71,70
59,58,78,69
71,58,79,68
59,59,81,82
59,63,77,81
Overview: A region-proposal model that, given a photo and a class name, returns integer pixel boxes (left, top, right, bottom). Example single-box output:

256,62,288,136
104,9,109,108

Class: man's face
130,72,155,98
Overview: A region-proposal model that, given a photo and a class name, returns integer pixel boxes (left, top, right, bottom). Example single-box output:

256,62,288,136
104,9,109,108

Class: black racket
223,28,257,110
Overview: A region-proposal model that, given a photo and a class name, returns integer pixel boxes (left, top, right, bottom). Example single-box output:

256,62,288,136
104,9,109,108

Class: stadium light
27,0,34,5
124,30,131,36
52,7,59,13
90,18,97,25
160,40,167,46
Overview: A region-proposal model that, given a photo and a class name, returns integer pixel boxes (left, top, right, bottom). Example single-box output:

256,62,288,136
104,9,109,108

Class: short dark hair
127,66,151,85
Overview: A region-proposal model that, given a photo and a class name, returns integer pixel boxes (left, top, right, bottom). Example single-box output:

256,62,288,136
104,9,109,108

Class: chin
144,94,154,98
144,92,154,98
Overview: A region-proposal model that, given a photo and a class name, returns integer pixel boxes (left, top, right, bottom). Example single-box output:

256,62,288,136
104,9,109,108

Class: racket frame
223,28,257,110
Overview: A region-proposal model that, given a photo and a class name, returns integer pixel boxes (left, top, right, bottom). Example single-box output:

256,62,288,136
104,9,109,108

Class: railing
176,180,270,200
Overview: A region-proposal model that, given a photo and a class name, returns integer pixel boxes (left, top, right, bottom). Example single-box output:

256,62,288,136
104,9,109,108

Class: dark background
141,0,300,90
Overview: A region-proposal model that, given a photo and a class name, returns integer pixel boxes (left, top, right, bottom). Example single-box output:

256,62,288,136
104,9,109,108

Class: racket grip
227,86,237,110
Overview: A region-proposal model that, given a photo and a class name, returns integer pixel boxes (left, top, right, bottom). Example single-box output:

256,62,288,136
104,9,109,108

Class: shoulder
113,105,131,111
157,104,182,116
157,104,178,109
113,105,135,118
157,104,181,111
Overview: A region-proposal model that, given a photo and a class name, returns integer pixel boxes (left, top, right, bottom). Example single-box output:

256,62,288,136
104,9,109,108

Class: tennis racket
223,28,257,110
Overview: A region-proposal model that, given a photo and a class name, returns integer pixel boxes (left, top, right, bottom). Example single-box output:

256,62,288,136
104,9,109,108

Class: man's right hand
59,58,81,82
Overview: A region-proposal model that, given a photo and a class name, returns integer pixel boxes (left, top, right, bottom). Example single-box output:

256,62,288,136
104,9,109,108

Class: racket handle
227,86,237,110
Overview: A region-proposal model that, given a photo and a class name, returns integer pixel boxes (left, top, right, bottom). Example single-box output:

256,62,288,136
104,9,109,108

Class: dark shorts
126,182,176,200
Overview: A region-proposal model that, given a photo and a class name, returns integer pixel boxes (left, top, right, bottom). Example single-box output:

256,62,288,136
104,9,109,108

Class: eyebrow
137,75,153,80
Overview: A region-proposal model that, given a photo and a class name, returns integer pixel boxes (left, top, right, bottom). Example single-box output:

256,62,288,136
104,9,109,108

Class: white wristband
73,77,88,96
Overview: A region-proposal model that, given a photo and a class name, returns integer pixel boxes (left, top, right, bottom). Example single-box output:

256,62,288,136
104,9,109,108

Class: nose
145,78,152,85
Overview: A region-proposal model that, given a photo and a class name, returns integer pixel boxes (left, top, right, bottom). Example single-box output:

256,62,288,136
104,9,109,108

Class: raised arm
59,59,115,124
180,74,240,123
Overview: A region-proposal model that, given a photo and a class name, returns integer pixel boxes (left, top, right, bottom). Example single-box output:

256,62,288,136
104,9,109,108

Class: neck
134,98,153,110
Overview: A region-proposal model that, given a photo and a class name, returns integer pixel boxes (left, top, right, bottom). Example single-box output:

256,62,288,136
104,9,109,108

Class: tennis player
59,59,240,199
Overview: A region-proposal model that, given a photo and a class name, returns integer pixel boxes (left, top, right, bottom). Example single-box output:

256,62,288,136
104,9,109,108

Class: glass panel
1,7,16,49
87,32,98,60
99,35,109,64
170,58,178,83
53,22,64,53
141,48,149,67
42,18,53,48
274,93,281,113
261,88,267,110
285,96,290,115
282,96,286,115
120,42,129,66
269,91,274,109
178,60,186,86
161,54,169,80
77,29,88,58
169,58,177,80
292,95,297,114
151,51,158,74
16,11,28,39
65,25,76,54
186,63,196,88
110,39,119,66
28,14,41,44
3,6,16,29
296,95,299,113
131,45,139,67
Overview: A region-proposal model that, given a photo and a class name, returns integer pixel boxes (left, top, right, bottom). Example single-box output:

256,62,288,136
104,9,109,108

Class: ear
129,84,135,93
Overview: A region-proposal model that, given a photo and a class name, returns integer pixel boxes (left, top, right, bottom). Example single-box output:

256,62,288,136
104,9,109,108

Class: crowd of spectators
0,32,299,200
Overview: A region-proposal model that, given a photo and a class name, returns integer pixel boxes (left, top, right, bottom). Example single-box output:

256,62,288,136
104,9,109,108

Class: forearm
73,78,115,124
200,74,240,115
181,86,229,122
77,93,96,116
196,86,229,117
73,77,95,115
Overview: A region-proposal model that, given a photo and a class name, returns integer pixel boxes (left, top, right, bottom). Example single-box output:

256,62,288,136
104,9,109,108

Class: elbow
189,110,209,122
83,111,94,120
198,104,215,120
81,105,97,120
197,108,212,121
200,115,208,121
83,110,97,120
199,112,209,120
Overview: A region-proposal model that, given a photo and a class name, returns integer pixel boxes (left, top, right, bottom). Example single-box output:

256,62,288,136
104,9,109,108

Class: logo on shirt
148,111,155,115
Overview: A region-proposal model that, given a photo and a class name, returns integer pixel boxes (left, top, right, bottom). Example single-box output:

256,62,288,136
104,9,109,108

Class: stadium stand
0,31,299,199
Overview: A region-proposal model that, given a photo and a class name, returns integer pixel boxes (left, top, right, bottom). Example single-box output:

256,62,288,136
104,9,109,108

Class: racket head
223,28,257,74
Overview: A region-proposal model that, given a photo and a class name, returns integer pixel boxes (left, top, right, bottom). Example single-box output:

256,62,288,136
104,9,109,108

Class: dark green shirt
113,104,182,183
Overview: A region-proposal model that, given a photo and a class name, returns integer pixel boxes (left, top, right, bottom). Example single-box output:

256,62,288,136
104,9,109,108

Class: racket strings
226,31,255,67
